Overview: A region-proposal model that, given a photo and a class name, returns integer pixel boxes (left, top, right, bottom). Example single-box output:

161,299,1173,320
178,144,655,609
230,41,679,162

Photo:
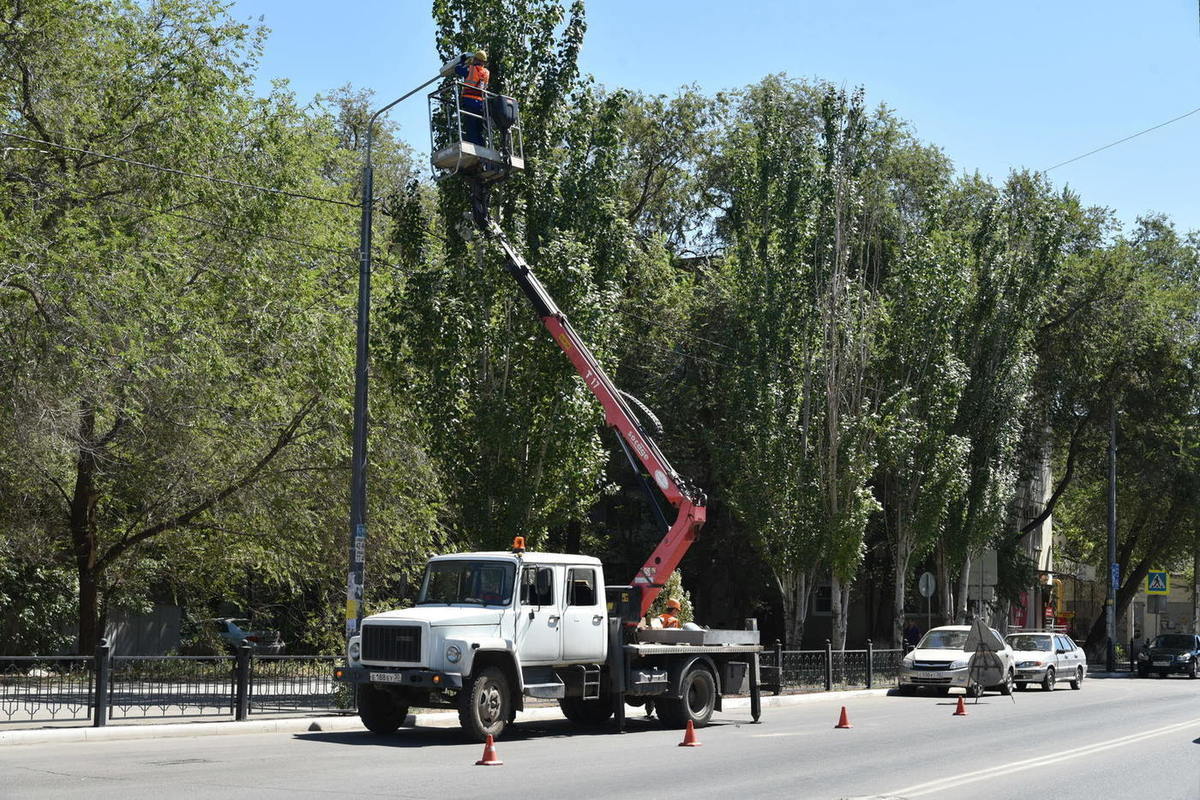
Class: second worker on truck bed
657,598,683,629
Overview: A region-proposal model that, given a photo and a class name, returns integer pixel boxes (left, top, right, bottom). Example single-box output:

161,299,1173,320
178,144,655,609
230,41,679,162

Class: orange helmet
665,598,682,611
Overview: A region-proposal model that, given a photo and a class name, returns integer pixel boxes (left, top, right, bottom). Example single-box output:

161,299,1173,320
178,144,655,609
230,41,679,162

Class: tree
0,0,443,652
938,171,1069,622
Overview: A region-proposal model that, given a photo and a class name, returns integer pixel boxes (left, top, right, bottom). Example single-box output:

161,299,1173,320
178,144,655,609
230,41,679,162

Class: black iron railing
759,640,905,694
1,641,350,727
0,656,94,723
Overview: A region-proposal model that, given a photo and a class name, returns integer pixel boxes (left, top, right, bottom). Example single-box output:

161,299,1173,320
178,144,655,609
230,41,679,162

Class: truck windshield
417,561,515,607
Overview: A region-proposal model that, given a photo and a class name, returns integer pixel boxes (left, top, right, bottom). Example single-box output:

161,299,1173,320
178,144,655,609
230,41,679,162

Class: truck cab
337,549,609,740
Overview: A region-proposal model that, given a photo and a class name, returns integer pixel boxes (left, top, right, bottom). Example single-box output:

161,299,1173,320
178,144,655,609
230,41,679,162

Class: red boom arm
484,220,706,615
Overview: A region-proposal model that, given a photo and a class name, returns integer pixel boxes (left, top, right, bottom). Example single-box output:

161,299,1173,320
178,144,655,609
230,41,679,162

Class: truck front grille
362,624,422,663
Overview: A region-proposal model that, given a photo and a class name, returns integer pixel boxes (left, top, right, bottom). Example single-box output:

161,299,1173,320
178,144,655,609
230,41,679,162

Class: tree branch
97,396,319,570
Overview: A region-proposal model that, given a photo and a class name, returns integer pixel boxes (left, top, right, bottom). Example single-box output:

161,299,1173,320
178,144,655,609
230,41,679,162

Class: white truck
335,545,762,741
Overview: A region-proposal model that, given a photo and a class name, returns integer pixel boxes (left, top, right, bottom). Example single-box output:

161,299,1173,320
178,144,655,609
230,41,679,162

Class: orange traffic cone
475,734,503,765
678,719,702,747
835,705,853,729
953,696,968,716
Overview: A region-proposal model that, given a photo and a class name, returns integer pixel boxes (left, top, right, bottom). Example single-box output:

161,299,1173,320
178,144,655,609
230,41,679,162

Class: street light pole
345,72,445,641
1106,405,1118,671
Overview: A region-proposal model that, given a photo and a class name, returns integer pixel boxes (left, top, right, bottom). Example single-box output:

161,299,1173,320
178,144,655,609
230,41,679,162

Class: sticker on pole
654,470,668,490
1146,570,1169,595
1109,563,1120,592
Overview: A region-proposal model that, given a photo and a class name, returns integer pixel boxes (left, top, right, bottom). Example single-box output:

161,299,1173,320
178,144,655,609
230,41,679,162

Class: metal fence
1,642,350,728
759,641,905,694
0,656,94,723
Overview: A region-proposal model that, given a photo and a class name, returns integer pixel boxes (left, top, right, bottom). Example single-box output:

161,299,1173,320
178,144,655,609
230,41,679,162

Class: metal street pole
1106,405,1118,671
346,71,445,641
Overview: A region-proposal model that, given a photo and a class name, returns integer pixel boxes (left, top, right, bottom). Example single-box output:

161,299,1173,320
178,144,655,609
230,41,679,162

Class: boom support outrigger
466,180,706,615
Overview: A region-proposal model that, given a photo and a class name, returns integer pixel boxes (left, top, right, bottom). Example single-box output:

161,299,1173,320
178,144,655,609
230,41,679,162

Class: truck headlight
446,644,462,664
348,638,361,663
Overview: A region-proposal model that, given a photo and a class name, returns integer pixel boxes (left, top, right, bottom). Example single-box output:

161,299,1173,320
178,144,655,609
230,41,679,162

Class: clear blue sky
231,0,1200,234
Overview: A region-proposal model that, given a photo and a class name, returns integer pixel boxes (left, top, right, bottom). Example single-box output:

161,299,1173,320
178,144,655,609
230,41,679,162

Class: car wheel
656,666,716,729
458,665,511,742
357,684,409,735
1070,666,1083,690
1188,659,1198,680
967,683,983,698
1041,666,1055,692
559,695,614,725
1015,682,1027,691
998,670,1014,696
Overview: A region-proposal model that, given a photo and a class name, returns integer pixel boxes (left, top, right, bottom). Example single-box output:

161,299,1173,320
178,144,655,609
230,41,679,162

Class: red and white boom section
476,214,706,615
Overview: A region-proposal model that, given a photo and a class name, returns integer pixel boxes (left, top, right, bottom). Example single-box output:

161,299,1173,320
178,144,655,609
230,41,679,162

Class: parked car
1136,633,1200,679
898,625,1015,696
202,618,286,655
1005,631,1086,691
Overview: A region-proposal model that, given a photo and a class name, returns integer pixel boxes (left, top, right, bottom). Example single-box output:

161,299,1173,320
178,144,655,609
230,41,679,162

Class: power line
1043,105,1200,173
1,130,361,208
28,176,357,260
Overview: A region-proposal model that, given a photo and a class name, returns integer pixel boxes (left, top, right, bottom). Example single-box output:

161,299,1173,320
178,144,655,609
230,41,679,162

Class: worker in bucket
657,598,683,629
455,49,490,145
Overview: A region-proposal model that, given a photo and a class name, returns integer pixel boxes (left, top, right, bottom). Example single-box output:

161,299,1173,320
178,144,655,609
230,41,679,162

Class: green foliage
3,0,1199,659
645,570,693,625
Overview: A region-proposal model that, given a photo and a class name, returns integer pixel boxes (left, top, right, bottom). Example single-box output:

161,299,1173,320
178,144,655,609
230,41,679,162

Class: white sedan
898,625,1016,696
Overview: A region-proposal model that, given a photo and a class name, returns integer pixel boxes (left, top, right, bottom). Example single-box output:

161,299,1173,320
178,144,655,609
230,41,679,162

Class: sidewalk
0,688,890,746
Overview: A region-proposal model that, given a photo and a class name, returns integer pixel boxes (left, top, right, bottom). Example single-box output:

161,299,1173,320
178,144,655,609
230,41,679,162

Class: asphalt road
2,677,1198,800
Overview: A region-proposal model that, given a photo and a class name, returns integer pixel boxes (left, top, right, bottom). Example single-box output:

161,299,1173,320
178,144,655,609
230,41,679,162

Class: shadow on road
294,717,740,748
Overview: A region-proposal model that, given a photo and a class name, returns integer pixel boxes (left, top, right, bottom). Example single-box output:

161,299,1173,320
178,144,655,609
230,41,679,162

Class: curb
0,688,889,747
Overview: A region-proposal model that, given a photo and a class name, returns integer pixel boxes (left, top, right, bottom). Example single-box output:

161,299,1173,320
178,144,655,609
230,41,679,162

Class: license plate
1152,661,1170,667
370,671,406,683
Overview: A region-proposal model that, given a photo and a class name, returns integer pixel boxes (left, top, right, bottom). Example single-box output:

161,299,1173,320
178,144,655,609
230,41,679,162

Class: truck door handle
592,615,604,624
548,615,560,624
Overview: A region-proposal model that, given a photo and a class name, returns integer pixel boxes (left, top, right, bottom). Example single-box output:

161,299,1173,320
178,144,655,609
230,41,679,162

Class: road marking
887,717,1200,797
749,731,813,738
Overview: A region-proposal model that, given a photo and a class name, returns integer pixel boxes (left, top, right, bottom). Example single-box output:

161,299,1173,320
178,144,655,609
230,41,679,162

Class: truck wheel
357,685,409,735
657,667,716,729
458,666,511,742
559,696,613,726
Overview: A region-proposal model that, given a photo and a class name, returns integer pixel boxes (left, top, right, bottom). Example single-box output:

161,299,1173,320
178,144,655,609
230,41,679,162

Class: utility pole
1106,406,1117,671
345,67,449,640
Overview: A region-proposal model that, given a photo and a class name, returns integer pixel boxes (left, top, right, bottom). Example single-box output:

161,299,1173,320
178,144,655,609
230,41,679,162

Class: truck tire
559,695,613,726
357,685,409,735
458,666,511,742
657,666,716,729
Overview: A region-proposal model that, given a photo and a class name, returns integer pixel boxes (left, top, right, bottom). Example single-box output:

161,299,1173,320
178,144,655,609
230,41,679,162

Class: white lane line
749,731,814,738
887,717,1200,797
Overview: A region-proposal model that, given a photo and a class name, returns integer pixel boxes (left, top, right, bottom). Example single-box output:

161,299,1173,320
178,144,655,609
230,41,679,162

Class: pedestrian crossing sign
1146,570,1169,595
